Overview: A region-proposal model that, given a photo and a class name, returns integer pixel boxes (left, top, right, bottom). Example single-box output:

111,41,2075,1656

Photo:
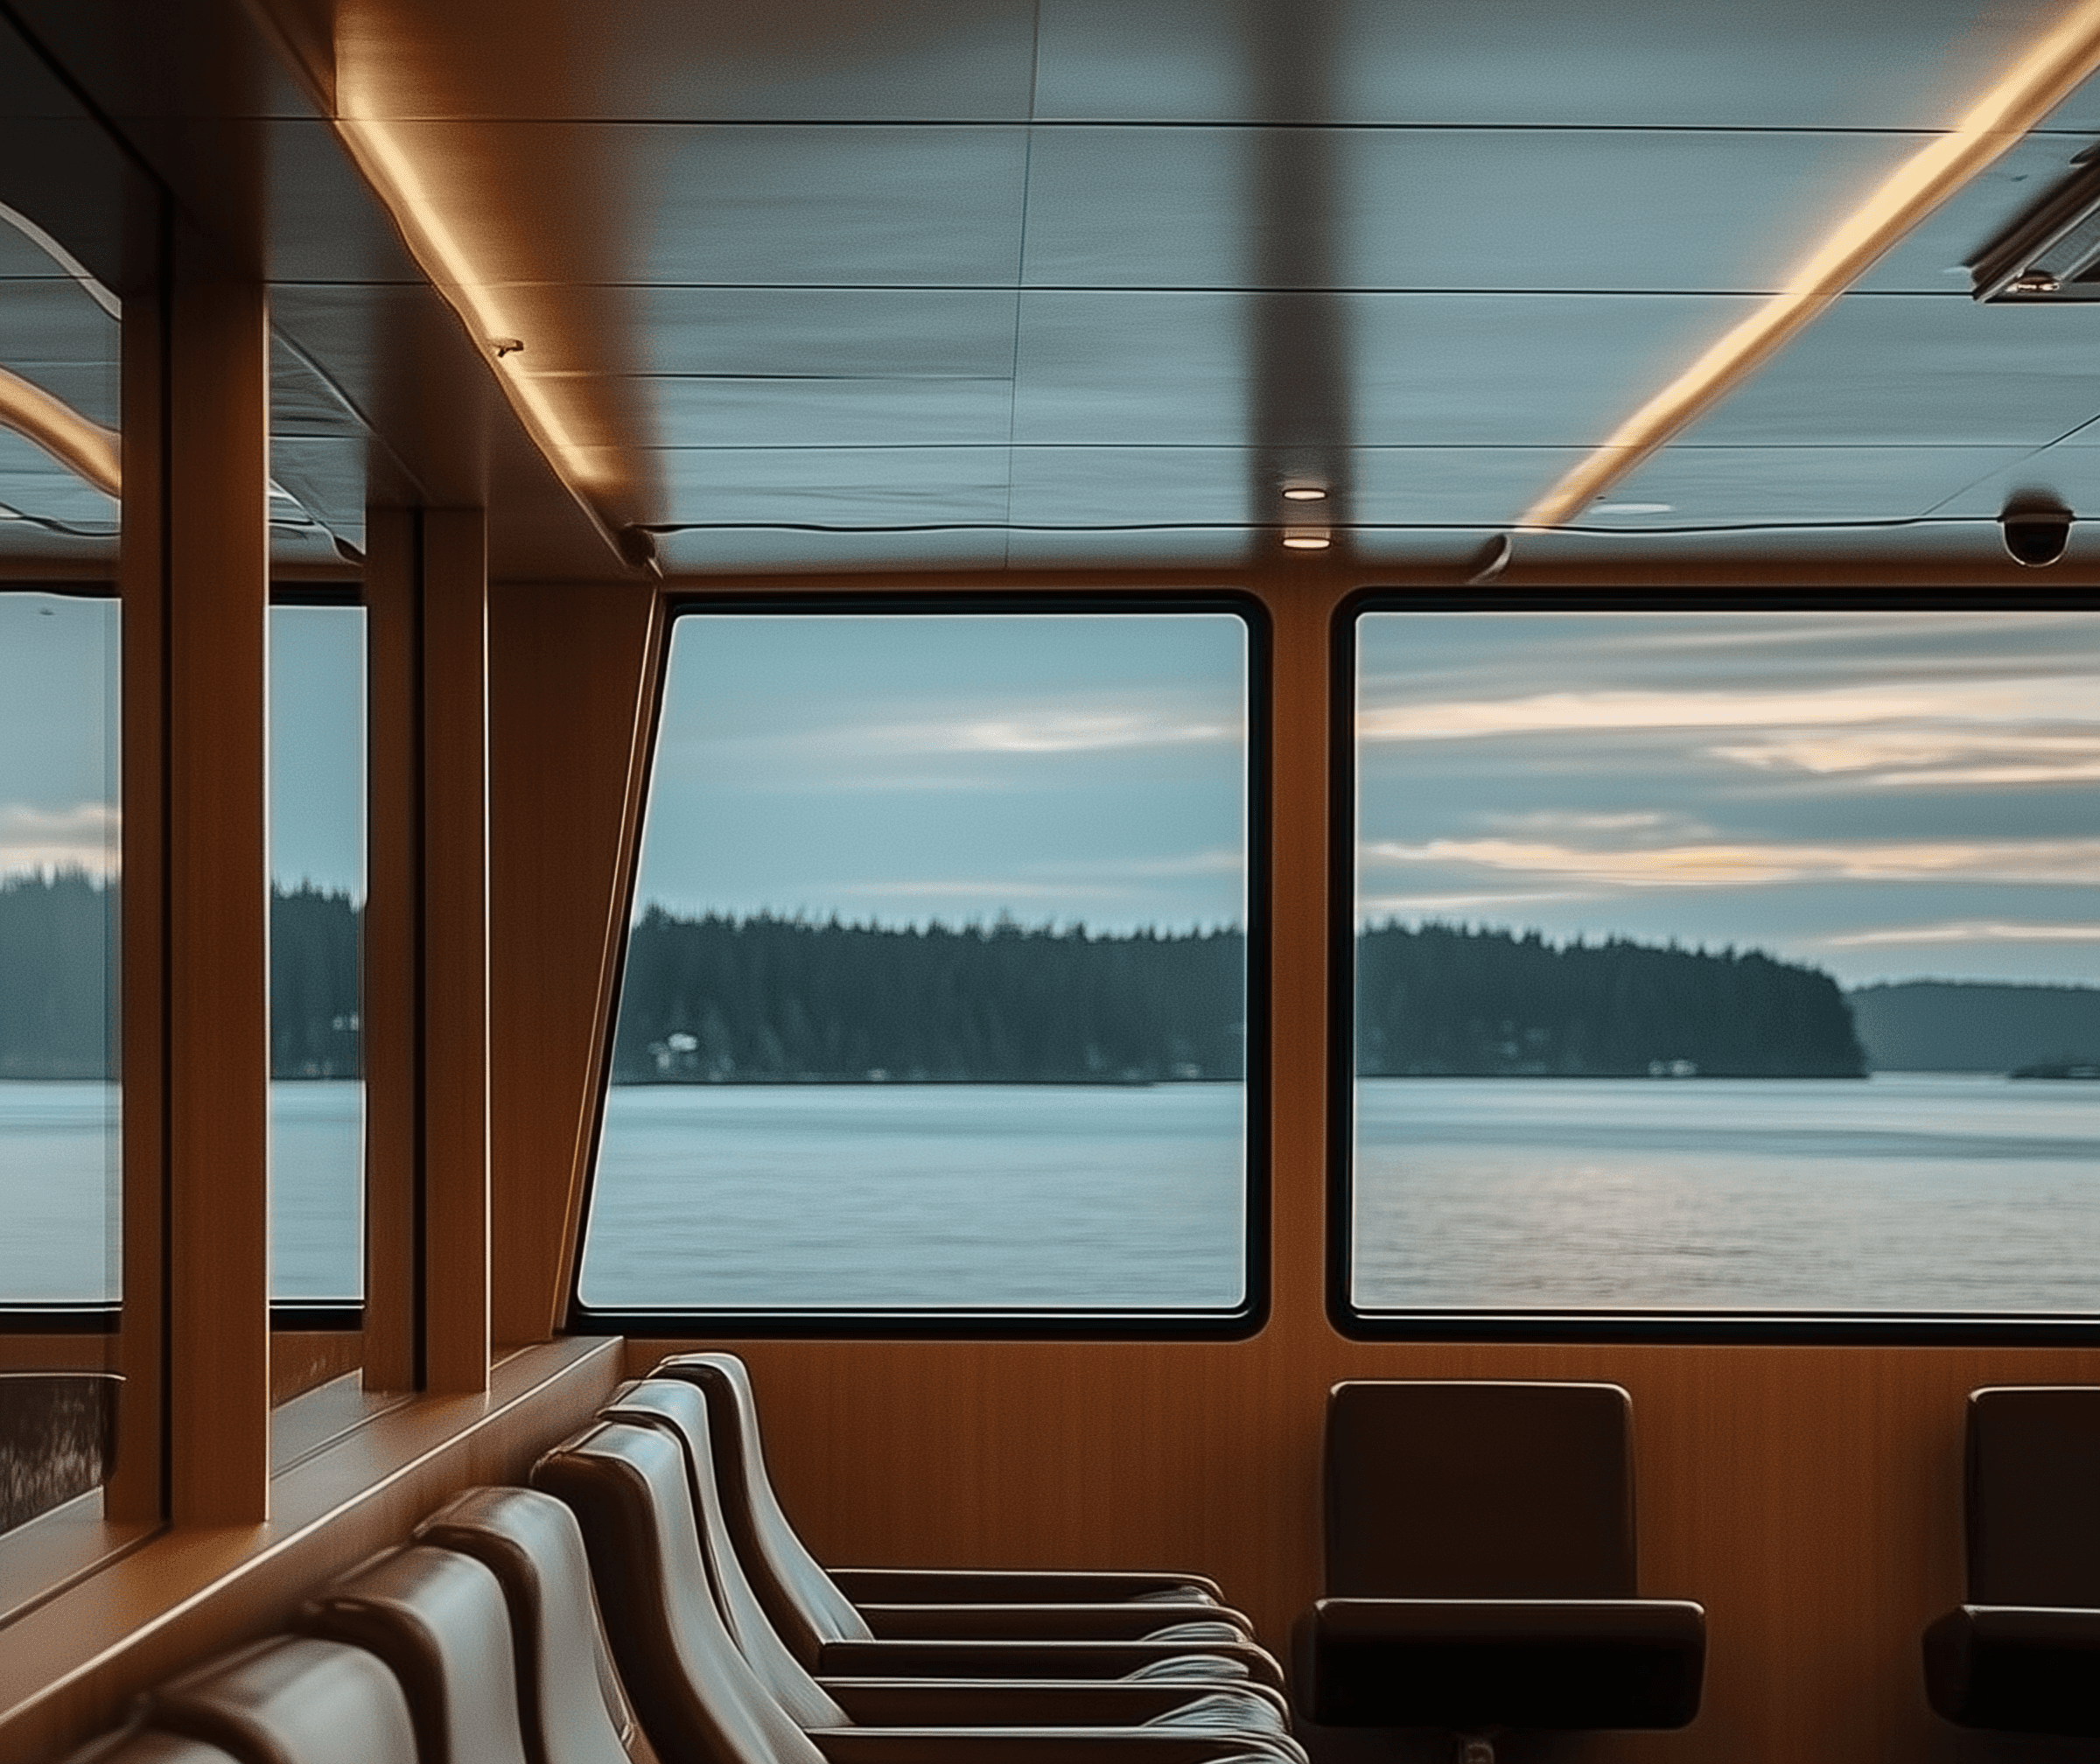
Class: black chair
1292,1382,1704,1758
1924,1385,2100,1735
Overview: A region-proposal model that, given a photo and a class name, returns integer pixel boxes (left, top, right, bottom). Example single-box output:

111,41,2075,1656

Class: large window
268,601,366,1306
1344,605,2100,1327
578,602,1262,1326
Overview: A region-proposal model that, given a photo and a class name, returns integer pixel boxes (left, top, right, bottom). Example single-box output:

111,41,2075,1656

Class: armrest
808,1729,1279,1764
819,1640,1284,1693
1924,1603,2100,1732
861,1605,1253,1642
833,1570,1226,1606
1312,1598,1706,1646
819,1681,1287,1728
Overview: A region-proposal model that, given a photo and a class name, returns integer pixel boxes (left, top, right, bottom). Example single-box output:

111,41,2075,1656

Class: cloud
1821,920,2100,948
0,800,118,878
1358,889,1597,917
1708,729,2100,788
856,703,1240,757
1363,835,2100,890
1359,676,2100,744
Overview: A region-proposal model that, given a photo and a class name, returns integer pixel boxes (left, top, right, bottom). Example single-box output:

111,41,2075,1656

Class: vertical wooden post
421,509,489,1393
158,224,270,1522
361,507,419,1391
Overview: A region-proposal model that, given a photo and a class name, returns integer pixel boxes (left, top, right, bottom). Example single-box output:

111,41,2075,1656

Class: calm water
5,1075,2097,1313
0,1081,363,1303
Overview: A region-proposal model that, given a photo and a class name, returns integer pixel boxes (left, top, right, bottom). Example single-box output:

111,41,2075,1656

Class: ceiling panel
654,526,1009,572
1006,446,1261,527
1916,430,2100,519
1595,443,2028,524
1349,293,1764,446
1862,133,2098,293
606,445,1012,527
640,287,1021,379
1350,446,1592,525
1012,291,1250,446
1035,0,2072,128
1681,294,2100,448
640,376,1015,449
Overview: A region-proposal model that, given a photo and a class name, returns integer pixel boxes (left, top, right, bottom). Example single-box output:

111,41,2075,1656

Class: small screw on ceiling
2012,270,2062,294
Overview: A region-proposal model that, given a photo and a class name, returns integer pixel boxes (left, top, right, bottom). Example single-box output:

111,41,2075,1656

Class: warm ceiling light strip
1519,0,2100,529
0,365,120,497
332,108,610,498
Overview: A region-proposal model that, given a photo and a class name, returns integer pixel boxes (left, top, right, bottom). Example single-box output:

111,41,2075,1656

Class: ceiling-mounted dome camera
1999,496,2074,567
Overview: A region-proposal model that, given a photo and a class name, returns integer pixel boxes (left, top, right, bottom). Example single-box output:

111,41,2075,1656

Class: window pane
0,593,118,1308
269,604,366,1302
581,610,1252,1316
1351,610,2100,1317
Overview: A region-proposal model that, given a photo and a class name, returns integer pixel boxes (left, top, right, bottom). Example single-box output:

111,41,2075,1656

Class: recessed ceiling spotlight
1282,486,1327,501
1282,534,1331,550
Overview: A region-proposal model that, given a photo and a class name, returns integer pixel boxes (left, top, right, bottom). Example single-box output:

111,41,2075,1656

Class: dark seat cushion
1294,1598,1706,1731
1923,1605,2100,1735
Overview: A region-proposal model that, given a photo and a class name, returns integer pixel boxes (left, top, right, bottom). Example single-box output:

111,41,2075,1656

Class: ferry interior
7,1,2100,1762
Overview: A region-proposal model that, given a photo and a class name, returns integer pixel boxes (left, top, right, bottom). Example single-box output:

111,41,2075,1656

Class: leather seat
148,1635,420,1764
60,1734,246,1764
606,1378,1276,1692
534,1418,1300,1764
1293,1382,1704,1737
650,1354,1229,1630
299,1544,534,1764
1924,1385,2100,1735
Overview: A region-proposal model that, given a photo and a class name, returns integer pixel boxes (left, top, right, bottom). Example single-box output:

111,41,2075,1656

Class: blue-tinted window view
1352,611,2100,1316
0,592,119,1306
580,611,1251,1314
269,604,365,1302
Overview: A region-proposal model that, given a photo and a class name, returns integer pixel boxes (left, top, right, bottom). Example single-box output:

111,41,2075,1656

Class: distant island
1355,921,1865,1078
1846,981,2100,1074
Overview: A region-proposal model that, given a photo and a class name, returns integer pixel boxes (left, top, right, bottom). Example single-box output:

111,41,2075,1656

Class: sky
633,612,1250,933
1357,611,2100,988
0,593,365,897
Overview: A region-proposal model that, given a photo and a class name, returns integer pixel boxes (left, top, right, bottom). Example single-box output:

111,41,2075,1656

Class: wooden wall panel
487,580,660,1345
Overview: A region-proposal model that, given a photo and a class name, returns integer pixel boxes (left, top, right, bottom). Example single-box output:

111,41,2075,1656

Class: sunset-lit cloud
1821,920,2100,948
870,706,1239,756
1710,729,2100,787
1359,677,2100,744
1364,835,2100,890
0,801,118,878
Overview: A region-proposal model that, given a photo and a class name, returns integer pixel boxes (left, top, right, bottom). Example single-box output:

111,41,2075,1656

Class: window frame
568,588,1272,1340
1329,582,2100,1347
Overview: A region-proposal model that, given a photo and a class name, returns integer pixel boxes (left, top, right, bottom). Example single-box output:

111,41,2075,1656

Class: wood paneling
487,580,660,1345
423,509,492,1393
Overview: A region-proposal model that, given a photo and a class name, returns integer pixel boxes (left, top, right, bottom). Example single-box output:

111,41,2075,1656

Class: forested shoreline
19,873,2094,1083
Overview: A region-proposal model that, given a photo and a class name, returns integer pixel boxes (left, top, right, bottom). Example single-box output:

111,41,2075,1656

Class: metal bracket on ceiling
1970,143,2100,300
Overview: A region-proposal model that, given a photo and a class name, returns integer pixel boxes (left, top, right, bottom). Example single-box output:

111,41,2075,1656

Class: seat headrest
150,1634,418,1764
301,1545,530,1764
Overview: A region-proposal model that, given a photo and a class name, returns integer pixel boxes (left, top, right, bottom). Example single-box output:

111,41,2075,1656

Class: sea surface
4,1074,2097,1314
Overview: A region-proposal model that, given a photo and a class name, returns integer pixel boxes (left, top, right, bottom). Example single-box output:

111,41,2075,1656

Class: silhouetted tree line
1356,921,1865,1078
611,909,1247,1083
0,872,359,1079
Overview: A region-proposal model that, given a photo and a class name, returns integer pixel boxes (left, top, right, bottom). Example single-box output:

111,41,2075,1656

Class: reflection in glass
268,604,366,1302
1352,611,2100,1316
0,593,118,1309
581,612,1252,1314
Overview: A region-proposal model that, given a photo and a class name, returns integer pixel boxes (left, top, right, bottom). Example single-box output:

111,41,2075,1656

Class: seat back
1325,1381,1638,1600
653,1353,872,1655
604,1379,848,1723
533,1419,830,1764
150,1635,419,1764
61,1735,243,1764
417,1485,652,1764
1965,1386,2100,1606
300,1546,530,1764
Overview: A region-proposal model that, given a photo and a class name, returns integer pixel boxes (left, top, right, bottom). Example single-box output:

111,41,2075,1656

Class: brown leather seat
598,1381,1290,1736
608,1378,1273,1683
1293,1382,1705,1733
149,1634,420,1764
637,1361,1266,1681
534,1418,1298,1764
650,1354,1225,1620
60,1733,245,1764
1924,1386,2100,1735
298,1544,533,1764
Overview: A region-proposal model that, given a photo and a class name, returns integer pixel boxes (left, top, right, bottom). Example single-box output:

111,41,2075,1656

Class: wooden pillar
360,508,419,1392
116,221,272,1523
421,510,489,1392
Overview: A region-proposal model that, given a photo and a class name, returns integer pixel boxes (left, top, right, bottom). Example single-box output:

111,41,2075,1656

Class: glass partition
1347,607,2100,1323
578,604,1259,1325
